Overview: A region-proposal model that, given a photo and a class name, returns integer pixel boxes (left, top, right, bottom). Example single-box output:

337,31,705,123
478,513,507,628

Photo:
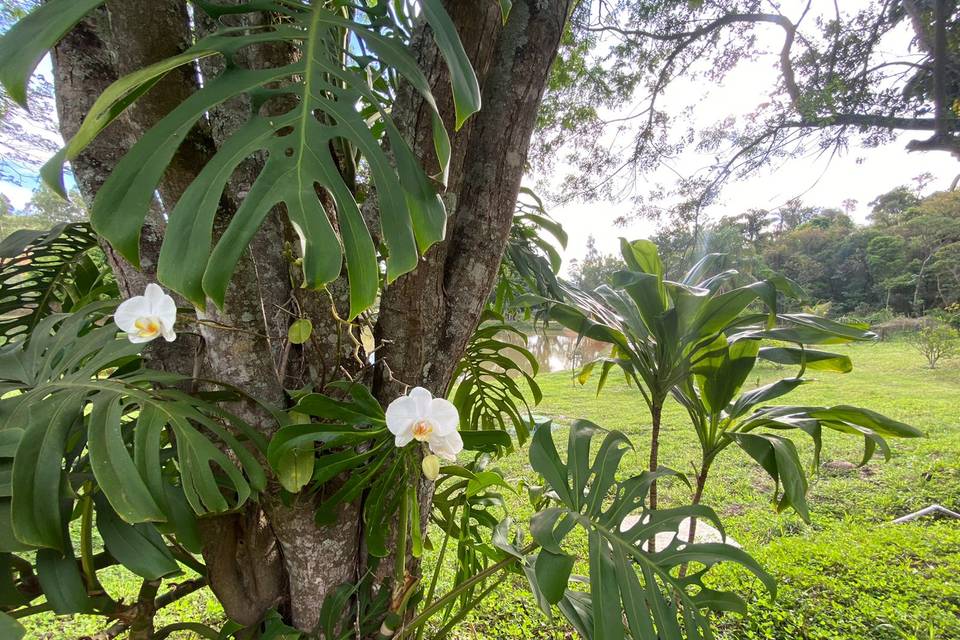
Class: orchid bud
421,454,441,481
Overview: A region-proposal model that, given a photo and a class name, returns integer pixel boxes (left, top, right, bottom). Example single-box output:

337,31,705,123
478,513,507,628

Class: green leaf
534,549,575,605
694,339,760,414
620,238,664,278
10,394,81,550
421,0,482,129
0,612,24,640
96,499,180,580
0,0,107,106
277,444,315,494
37,3,471,317
0,223,107,344
450,318,541,449
728,378,807,419
729,432,810,522
88,394,166,524
36,548,91,614
758,346,853,372
497,0,513,23
288,319,313,345
2,305,266,543
527,420,774,638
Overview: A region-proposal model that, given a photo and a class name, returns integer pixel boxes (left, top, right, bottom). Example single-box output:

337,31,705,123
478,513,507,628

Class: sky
1,1,957,271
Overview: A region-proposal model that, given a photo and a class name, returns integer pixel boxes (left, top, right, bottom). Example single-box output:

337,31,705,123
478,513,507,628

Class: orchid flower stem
395,458,411,590
415,501,459,640
397,543,538,639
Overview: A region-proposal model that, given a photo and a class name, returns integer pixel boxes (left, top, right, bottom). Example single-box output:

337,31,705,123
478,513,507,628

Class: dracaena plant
548,239,802,513
551,239,921,538
481,420,776,640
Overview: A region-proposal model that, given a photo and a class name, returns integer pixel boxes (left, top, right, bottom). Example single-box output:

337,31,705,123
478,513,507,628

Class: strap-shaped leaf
0,612,24,640
95,497,180,581
36,547,92,614
758,346,853,372
0,0,107,106
728,432,810,522
30,2,480,317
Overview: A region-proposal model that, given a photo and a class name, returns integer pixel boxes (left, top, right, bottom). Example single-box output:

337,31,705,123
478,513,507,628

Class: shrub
911,320,959,369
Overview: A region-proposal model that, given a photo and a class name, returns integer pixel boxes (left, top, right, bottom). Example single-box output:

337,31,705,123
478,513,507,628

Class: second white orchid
385,387,462,461
114,283,178,344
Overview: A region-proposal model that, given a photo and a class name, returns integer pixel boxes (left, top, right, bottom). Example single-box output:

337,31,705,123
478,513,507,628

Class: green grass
26,341,960,639
447,339,960,640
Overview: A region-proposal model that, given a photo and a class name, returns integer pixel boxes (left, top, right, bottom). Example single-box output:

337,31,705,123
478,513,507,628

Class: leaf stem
397,544,536,639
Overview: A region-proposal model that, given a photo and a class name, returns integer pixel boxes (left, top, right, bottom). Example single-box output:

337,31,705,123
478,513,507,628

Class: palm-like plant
674,337,920,542
549,239,796,515
550,239,920,540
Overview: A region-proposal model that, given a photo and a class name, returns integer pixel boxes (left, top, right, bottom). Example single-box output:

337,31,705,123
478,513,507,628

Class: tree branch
80,578,207,640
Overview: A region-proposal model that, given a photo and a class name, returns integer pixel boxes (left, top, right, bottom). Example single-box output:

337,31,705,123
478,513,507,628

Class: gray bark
49,0,570,634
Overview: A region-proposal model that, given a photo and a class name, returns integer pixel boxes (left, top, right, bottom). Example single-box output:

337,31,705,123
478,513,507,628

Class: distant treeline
570,186,960,318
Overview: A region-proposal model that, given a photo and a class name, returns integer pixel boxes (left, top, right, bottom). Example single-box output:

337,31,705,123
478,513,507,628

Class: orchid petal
427,398,459,435
114,296,149,333
408,387,433,418
429,430,463,461
386,395,418,437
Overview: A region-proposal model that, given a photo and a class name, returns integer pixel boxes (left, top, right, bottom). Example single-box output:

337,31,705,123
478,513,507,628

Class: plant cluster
0,2,922,639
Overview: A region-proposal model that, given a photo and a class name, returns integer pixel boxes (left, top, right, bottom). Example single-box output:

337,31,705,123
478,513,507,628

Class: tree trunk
50,0,570,633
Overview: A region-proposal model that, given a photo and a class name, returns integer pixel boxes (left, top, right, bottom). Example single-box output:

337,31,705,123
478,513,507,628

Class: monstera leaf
0,304,266,553
524,420,775,639
0,0,481,317
0,222,114,344
450,312,542,448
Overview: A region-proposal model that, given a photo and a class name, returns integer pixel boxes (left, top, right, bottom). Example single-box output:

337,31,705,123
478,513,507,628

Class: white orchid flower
386,387,462,461
115,283,178,344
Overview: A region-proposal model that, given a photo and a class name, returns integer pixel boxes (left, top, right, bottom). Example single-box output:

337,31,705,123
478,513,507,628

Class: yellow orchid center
133,317,161,339
411,420,434,441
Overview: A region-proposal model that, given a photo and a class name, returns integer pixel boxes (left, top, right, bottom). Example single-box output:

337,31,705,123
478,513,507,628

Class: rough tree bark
50,0,571,634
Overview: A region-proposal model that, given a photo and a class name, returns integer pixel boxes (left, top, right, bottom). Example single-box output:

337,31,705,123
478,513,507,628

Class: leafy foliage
0,0,481,318
522,420,776,639
0,222,114,343
0,303,267,618
550,239,798,408
494,188,568,312
909,320,959,369
553,238,920,525
426,456,513,629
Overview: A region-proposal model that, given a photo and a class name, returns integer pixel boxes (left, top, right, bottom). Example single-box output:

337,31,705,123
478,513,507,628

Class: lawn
450,339,960,640
24,340,960,639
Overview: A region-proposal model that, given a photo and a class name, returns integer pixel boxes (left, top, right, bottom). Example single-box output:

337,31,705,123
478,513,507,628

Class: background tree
567,235,625,290
22,183,87,225
535,1,960,216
